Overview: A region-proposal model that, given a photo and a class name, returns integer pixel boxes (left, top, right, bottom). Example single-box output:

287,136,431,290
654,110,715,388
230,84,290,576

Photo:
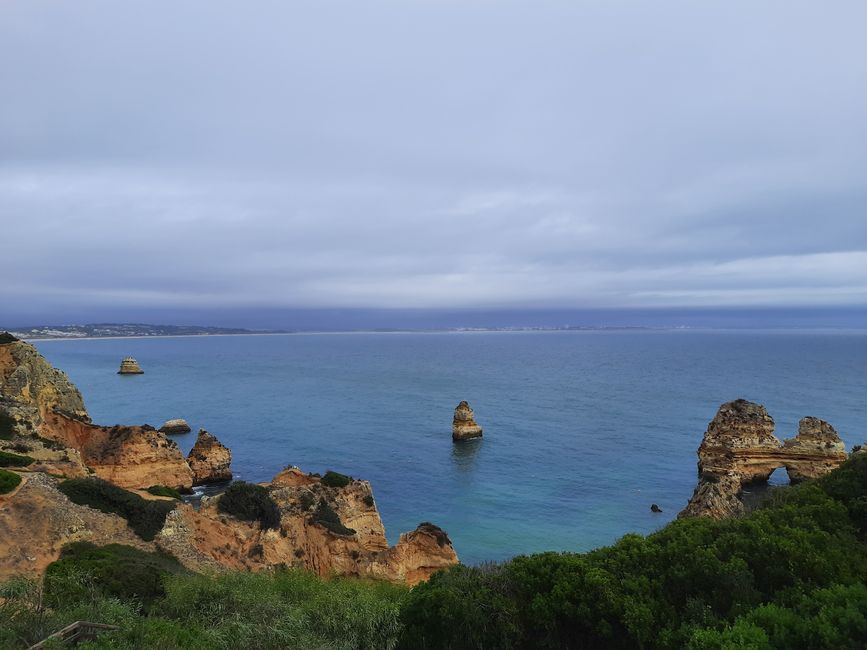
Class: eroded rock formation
680,399,849,519
160,418,191,434
187,429,232,485
453,400,483,441
155,467,458,585
118,357,144,374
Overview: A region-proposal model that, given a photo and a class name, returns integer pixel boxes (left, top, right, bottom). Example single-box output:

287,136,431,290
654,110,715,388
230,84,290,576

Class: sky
2,1,867,328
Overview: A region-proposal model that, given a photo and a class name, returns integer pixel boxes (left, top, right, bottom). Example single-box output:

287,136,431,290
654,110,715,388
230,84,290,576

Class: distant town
3,323,278,340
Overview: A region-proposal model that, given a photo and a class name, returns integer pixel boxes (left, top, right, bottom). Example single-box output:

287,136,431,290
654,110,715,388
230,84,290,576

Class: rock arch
680,399,848,519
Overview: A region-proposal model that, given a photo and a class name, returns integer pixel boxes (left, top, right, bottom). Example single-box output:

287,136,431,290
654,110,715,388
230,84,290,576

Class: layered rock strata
452,401,483,441
680,399,849,519
156,467,458,585
117,357,144,374
159,418,192,434
187,429,232,485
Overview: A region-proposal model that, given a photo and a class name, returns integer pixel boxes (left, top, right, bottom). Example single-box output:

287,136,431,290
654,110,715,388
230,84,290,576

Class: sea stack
159,418,192,434
117,357,144,374
452,401,483,441
186,429,232,484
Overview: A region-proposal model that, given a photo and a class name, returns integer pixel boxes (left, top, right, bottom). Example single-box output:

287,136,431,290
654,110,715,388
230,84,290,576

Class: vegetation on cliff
0,450,35,467
321,470,353,488
57,478,177,541
217,480,281,529
145,485,182,500
0,468,21,494
1,455,865,649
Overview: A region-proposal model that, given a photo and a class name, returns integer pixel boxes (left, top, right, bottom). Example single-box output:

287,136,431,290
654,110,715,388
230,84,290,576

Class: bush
45,542,186,611
363,494,375,507
146,485,182,500
0,449,35,467
0,409,15,440
310,498,356,536
218,481,281,529
399,454,867,649
0,468,21,494
0,331,18,344
321,470,352,488
58,478,178,541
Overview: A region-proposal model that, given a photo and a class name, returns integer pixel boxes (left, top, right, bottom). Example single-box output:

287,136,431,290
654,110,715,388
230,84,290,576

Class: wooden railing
28,621,119,649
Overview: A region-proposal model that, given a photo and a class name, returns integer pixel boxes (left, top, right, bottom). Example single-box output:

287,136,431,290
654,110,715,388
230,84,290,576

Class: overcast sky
2,1,867,324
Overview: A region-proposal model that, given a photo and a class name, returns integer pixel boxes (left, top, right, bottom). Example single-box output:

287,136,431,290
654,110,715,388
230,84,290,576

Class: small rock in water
452,401,483,442
159,418,192,434
650,504,662,513
117,357,144,374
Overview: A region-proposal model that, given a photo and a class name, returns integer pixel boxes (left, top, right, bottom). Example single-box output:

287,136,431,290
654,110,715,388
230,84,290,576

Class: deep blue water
34,330,867,565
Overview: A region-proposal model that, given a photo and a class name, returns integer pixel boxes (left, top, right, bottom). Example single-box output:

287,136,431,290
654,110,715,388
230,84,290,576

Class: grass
0,468,21,494
0,450,35,467
146,485,182,500
58,478,177,541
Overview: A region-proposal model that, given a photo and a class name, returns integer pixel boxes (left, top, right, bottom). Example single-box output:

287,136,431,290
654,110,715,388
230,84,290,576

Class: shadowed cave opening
741,467,791,511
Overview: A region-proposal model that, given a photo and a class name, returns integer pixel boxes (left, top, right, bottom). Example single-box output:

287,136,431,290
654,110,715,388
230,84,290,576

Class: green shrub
146,485,182,500
0,449,35,467
0,409,15,440
45,542,186,611
0,331,18,344
399,455,867,649
0,468,21,493
218,481,281,529
310,498,356,536
321,470,353,488
363,494,375,507
58,478,177,541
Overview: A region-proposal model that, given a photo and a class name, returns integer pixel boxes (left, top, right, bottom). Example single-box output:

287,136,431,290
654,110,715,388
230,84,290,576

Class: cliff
452,401,483,441
156,467,458,586
187,429,232,484
680,399,849,518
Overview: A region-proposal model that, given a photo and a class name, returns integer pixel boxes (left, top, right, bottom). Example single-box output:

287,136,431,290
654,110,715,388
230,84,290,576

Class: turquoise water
34,330,867,565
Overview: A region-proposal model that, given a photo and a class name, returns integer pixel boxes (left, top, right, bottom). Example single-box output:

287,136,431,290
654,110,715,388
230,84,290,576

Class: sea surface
34,330,867,565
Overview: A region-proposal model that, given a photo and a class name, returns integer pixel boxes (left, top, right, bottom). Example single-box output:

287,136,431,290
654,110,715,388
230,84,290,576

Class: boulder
159,418,192,434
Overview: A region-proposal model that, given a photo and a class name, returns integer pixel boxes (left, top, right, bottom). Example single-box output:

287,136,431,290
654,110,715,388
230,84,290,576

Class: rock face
680,399,849,519
39,411,194,491
452,401,483,441
156,467,458,585
0,472,152,580
159,418,192,434
117,357,144,374
0,339,88,424
187,429,232,485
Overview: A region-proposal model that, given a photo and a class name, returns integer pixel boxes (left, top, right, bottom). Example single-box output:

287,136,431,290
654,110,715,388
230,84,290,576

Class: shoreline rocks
679,399,849,519
452,401,483,441
117,357,144,374
159,418,192,434
187,429,232,485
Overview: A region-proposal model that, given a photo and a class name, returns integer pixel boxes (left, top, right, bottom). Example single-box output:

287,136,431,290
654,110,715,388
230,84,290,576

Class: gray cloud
1,0,866,317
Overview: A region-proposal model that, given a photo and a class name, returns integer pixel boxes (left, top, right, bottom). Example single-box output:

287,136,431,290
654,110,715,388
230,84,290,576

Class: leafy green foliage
400,454,867,649
0,468,21,493
0,409,15,440
218,481,281,529
0,331,18,344
57,478,177,541
0,449,35,467
310,498,356,536
321,470,352,488
45,542,186,611
146,485,182,500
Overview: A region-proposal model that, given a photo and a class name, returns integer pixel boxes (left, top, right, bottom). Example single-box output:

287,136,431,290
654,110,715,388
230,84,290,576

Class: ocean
34,330,867,565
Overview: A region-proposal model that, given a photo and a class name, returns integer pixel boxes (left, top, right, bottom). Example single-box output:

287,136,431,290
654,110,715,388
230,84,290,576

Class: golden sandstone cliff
679,399,849,519
452,400,483,441
0,335,458,586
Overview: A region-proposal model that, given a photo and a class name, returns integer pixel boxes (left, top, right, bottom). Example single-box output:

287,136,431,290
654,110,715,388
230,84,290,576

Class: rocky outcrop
117,357,144,374
0,339,88,424
159,419,191,434
680,400,849,519
156,467,458,585
452,401,483,441
39,411,194,491
187,430,232,485
0,472,152,580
